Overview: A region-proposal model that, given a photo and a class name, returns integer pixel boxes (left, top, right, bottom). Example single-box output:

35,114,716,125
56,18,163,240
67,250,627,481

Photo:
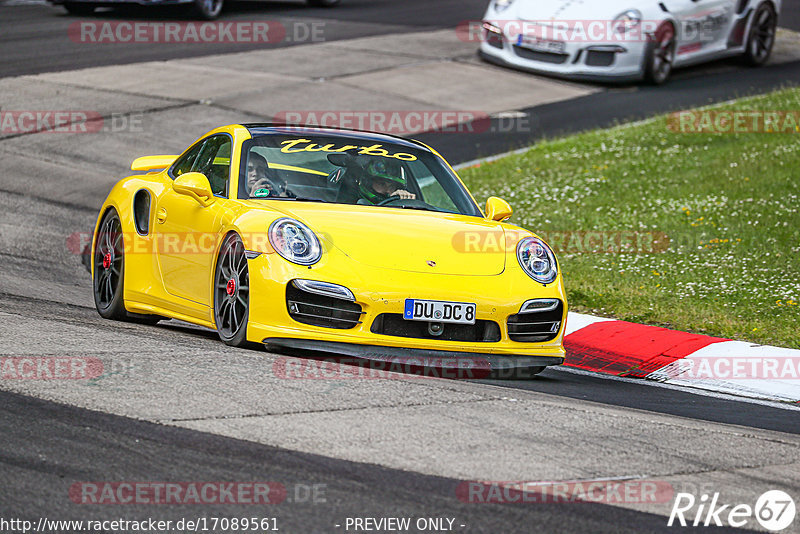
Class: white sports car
479,0,780,84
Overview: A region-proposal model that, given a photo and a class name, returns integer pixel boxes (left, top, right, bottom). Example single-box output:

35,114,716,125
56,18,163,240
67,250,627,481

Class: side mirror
485,196,512,221
173,172,215,207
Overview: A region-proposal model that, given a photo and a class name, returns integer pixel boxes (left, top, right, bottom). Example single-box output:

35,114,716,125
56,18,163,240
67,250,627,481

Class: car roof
240,123,431,152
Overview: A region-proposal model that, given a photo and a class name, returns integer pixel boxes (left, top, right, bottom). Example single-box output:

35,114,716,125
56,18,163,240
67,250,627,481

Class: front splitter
264,337,564,371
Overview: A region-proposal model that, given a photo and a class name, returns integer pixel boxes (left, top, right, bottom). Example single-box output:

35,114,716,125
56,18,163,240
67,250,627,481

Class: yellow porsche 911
91,124,566,376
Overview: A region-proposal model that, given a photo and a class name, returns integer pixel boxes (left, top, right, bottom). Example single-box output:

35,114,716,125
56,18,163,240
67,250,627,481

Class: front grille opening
286,284,363,330
486,32,504,49
507,300,564,343
371,314,501,343
585,50,616,67
512,45,569,64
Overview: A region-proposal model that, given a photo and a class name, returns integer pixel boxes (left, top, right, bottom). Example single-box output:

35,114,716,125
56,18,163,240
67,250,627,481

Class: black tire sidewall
643,24,675,85
93,210,127,320
214,234,251,347
744,3,776,66
192,0,223,20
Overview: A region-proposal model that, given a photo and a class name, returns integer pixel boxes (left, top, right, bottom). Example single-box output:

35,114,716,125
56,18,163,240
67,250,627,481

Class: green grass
459,87,800,348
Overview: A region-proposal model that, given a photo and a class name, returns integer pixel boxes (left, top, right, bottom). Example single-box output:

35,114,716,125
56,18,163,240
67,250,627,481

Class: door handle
156,207,167,224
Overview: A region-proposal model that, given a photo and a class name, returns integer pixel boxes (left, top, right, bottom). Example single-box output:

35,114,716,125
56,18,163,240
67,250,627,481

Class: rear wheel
192,0,223,20
214,233,252,347
63,2,96,15
644,23,676,85
743,3,777,66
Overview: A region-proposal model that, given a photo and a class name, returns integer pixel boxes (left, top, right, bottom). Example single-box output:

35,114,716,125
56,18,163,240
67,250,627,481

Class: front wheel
192,0,223,20
214,233,252,347
93,210,162,324
644,23,676,85
743,3,777,66
93,210,126,320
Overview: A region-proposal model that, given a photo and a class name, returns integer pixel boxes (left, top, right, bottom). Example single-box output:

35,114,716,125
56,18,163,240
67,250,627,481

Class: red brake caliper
103,253,112,269
226,279,236,296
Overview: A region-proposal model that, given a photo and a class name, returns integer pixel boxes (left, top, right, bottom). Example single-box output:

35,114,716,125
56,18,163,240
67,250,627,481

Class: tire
306,0,340,6
743,3,777,66
63,2,96,14
644,23,676,85
93,209,161,325
191,0,223,20
213,233,253,347
93,210,127,320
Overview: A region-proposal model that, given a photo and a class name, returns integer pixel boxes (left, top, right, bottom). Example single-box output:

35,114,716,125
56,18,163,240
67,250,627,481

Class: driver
356,158,415,205
246,152,288,197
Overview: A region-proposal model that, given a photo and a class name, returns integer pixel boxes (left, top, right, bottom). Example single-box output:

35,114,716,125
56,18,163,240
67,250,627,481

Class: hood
265,202,507,276
514,0,636,22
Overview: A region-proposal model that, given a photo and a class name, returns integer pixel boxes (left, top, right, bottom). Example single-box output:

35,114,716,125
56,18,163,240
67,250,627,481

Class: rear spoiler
131,155,178,172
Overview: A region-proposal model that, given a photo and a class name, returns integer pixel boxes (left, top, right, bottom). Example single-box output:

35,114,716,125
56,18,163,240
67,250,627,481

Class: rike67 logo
669,490,796,531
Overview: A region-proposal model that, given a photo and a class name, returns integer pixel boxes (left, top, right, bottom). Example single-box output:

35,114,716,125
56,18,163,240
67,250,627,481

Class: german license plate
518,35,566,54
403,299,476,325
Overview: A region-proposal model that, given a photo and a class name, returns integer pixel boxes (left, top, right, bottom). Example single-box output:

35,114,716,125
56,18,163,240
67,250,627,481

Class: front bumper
266,338,565,372
245,247,567,363
479,21,648,83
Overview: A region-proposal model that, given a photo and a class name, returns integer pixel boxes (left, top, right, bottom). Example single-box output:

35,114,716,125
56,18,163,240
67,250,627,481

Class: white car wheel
644,23,676,85
744,3,777,66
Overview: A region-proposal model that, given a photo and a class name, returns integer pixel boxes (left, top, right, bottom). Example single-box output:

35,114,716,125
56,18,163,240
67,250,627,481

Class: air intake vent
507,300,564,342
512,45,569,64
371,314,501,342
286,284,363,330
585,50,615,67
133,189,151,236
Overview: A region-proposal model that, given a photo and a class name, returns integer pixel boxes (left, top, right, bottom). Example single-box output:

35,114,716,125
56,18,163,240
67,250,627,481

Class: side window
170,141,204,179
192,135,232,197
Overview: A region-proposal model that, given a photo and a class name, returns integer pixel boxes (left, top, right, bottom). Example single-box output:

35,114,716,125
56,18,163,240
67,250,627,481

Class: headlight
517,237,558,284
493,0,515,12
268,218,321,266
614,9,642,33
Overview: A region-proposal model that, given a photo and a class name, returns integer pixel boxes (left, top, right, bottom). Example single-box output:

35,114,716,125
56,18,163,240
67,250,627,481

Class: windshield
237,134,482,216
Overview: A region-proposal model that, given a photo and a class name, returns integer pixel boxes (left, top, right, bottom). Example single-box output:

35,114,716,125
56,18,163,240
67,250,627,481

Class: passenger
246,152,287,197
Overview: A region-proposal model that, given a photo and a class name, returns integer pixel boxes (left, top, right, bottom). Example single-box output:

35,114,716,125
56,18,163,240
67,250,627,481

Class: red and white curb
563,312,800,404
